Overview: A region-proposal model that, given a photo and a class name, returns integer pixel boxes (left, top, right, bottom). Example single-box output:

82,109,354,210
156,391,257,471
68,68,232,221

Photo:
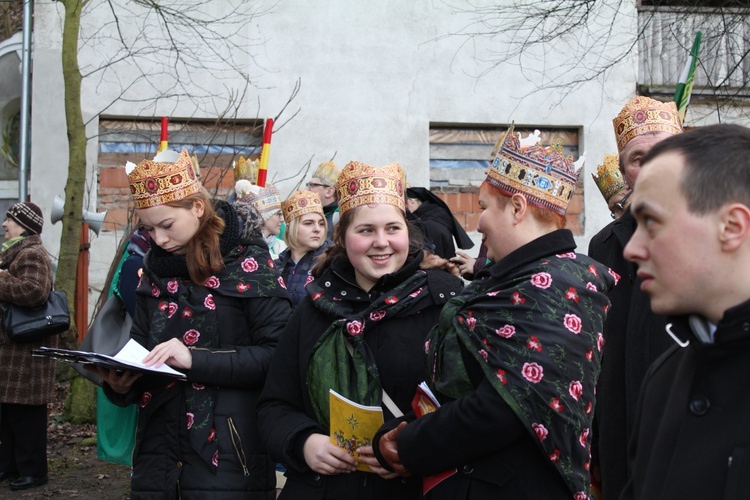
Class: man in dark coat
588,96,682,500
620,124,750,499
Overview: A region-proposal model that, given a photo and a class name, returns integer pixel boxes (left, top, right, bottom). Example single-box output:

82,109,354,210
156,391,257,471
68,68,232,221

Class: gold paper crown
234,156,259,183
486,124,584,216
127,149,201,210
312,161,341,187
281,190,324,224
244,184,281,216
337,161,406,215
592,154,627,203
613,96,683,152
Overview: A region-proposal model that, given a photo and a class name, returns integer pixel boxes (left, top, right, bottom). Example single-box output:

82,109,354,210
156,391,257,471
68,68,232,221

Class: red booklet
410,382,458,494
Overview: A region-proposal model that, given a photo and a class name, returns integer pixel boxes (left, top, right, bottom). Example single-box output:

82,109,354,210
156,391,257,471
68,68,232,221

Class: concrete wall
29,0,730,319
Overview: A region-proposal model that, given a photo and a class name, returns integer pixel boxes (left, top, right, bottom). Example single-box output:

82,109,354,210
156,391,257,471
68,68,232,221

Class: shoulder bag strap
344,339,404,418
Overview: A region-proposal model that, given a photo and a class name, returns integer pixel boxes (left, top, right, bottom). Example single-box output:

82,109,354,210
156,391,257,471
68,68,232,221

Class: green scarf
1,236,24,253
306,266,431,428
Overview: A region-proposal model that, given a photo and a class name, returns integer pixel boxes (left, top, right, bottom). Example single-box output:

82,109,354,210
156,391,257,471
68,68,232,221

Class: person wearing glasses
306,161,341,240
592,153,632,220
587,97,683,500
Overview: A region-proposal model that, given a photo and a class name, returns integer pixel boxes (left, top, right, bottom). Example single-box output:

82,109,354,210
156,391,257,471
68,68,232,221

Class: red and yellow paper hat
486,124,584,216
613,96,683,152
336,161,406,215
592,154,627,203
281,190,324,224
126,149,201,210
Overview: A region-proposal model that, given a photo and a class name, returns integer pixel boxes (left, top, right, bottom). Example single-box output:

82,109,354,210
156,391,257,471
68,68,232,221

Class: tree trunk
58,0,88,347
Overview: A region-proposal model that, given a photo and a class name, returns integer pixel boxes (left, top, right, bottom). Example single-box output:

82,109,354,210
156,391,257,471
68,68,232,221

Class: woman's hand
450,251,477,279
303,433,357,475
357,445,400,479
377,421,412,476
143,338,192,370
87,365,141,394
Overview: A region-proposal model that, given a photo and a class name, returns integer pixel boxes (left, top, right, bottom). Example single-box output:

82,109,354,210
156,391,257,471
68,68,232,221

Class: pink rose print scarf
426,243,617,499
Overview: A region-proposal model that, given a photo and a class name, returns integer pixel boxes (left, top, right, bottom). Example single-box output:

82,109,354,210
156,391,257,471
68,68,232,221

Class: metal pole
18,0,32,201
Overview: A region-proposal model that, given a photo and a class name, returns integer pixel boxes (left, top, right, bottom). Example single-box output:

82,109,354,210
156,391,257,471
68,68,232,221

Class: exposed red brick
102,208,133,232
99,167,129,188
442,193,459,214
464,212,480,231
567,192,584,216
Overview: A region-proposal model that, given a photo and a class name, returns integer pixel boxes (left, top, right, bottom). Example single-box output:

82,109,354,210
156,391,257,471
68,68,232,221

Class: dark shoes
9,475,47,490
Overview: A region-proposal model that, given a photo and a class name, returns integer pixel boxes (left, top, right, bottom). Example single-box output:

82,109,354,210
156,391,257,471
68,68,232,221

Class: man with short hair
306,161,340,239
620,123,750,499
588,96,682,500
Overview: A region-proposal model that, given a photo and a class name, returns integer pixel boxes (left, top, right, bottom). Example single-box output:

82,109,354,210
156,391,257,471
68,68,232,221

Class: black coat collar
668,299,750,347
481,229,576,281
319,251,424,301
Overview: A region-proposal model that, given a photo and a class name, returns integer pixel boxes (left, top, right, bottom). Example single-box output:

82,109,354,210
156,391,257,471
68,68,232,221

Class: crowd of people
2,95,750,500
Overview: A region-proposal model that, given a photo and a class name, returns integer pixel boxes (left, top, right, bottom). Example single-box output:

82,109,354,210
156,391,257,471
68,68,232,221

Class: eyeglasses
306,182,329,189
610,190,633,219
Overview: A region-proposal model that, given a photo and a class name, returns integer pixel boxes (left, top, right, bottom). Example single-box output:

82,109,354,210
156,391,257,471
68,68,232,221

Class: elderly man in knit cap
588,96,683,500
0,202,58,491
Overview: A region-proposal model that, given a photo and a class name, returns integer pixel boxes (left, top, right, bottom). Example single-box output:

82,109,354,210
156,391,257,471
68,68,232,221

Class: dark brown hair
640,124,750,215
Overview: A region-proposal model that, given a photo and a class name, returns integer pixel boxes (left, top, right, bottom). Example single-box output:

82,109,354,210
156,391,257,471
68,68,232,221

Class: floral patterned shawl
138,201,289,470
426,230,618,499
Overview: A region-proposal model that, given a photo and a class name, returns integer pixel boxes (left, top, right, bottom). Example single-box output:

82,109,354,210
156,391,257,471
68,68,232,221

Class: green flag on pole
673,32,702,125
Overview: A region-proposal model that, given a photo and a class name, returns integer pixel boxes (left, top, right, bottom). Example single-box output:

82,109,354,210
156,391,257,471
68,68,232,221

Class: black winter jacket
621,302,750,500
105,202,291,499
275,241,330,308
257,253,463,500
587,209,671,500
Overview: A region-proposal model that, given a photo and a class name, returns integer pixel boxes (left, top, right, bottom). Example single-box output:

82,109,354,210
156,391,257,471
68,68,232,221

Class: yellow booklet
329,389,384,473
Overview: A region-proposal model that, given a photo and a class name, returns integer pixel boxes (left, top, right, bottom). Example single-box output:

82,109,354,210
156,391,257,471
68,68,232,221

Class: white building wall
30,0,663,316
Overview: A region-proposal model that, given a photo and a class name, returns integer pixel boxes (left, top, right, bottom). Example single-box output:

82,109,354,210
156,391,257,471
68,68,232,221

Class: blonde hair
284,212,328,251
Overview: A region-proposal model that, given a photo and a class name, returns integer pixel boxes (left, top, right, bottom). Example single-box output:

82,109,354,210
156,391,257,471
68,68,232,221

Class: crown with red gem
337,161,405,215
126,149,201,209
613,96,683,152
486,123,585,216
281,189,324,224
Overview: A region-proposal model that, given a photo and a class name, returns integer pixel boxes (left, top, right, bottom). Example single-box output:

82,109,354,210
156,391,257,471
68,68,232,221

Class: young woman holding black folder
94,150,291,499
257,161,462,499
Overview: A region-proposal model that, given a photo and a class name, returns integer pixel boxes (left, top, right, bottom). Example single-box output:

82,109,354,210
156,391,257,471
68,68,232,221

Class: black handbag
1,289,70,343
